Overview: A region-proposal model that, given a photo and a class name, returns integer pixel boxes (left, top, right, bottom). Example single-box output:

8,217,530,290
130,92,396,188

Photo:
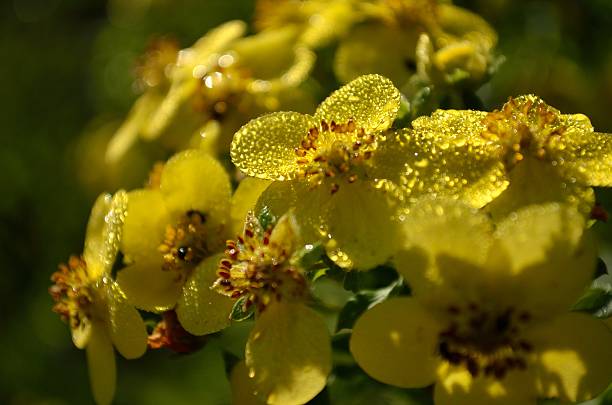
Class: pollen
49,256,94,331
295,118,378,193
214,217,307,312
481,95,568,169
158,210,210,278
437,303,534,379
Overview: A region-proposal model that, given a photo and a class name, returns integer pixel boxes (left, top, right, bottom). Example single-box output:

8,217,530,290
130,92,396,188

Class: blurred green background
1,0,611,403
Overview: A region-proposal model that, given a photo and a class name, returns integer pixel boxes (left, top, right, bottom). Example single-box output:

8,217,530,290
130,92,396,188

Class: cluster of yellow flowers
52,1,612,404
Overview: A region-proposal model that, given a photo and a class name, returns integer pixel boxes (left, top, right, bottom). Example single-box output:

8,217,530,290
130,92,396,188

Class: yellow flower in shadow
350,199,612,404
50,191,147,405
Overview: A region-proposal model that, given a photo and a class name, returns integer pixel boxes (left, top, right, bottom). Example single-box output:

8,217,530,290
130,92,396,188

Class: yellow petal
406,110,510,207
555,128,612,187
231,26,312,85
491,203,596,316
315,74,400,133
105,91,163,164
434,363,536,405
187,20,246,69
526,312,612,402
176,254,234,336
84,190,128,279
230,361,266,405
486,157,595,219
116,259,183,312
323,182,399,270
231,112,318,180
104,280,147,359
231,178,273,237
245,302,331,405
86,320,116,405
268,213,300,255
143,78,198,141
122,189,169,262
160,150,231,228
350,297,441,388
334,24,418,85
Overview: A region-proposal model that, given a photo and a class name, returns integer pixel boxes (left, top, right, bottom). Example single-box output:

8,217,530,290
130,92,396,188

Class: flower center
295,118,377,194
192,53,251,119
49,256,94,331
215,221,307,312
158,210,210,278
481,96,567,169
437,302,534,379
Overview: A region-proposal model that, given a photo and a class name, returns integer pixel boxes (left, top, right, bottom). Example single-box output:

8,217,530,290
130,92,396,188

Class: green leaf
258,205,277,230
230,296,255,322
571,288,612,318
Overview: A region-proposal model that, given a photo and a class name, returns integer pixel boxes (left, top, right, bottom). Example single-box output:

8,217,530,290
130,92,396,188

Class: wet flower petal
434,363,536,405
314,74,400,133
230,361,265,405
323,182,399,270
160,150,231,228
491,203,596,316
231,112,318,180
84,191,128,279
351,297,441,388
245,302,331,405
104,281,147,359
527,313,612,402
116,259,183,312
176,254,234,336
122,189,170,261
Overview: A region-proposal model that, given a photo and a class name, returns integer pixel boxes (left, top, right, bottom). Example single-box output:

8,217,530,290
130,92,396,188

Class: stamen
159,210,209,277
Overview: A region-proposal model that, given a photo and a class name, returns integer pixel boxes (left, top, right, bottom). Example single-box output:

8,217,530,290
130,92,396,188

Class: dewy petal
104,280,147,359
231,177,272,237
314,74,400,133
84,190,128,280
231,112,318,180
143,78,198,140
491,203,596,315
245,302,331,405
176,254,234,336
230,361,265,405
350,297,440,388
404,111,509,207
434,363,537,405
553,124,612,187
526,312,612,403
486,157,595,220
86,320,116,405
160,150,231,227
122,189,169,262
323,182,399,270
334,24,419,85
116,258,183,312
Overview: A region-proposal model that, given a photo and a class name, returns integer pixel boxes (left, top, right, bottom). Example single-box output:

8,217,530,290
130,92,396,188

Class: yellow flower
254,0,366,49
411,95,612,218
350,200,612,404
334,0,497,89
107,21,316,162
116,150,234,335
215,213,332,404
50,191,147,405
232,74,406,269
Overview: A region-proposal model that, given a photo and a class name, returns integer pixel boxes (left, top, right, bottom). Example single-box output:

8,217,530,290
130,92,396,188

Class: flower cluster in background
35,0,612,404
